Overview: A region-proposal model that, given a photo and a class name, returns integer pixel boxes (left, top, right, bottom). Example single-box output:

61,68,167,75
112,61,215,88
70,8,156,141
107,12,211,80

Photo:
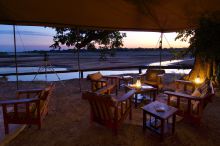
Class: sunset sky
0,25,189,52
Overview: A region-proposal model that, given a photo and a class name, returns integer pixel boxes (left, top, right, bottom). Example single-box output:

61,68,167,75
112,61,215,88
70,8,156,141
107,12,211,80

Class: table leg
172,114,176,134
160,119,164,141
143,110,146,131
135,94,137,108
153,90,156,101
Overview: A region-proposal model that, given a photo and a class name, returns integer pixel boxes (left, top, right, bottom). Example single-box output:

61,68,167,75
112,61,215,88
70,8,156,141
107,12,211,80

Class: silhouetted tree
50,28,126,60
176,15,220,85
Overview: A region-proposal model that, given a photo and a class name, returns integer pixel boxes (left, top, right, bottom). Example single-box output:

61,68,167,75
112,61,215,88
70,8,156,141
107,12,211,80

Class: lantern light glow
194,76,202,84
136,79,141,88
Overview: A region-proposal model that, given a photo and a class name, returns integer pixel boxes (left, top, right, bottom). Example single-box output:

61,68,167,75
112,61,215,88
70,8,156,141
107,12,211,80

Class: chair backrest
145,69,165,81
87,72,107,92
82,91,115,123
40,84,54,100
198,79,215,105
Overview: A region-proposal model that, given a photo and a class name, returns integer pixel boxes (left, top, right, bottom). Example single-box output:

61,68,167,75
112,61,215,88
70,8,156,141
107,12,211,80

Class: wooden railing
0,65,192,79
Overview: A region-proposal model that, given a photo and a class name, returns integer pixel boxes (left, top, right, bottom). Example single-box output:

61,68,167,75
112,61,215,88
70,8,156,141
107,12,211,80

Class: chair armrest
95,84,116,95
157,74,165,83
16,88,44,94
138,73,146,76
175,80,194,85
116,90,135,102
103,75,120,79
175,80,195,92
16,88,44,99
164,91,200,100
157,74,164,77
0,97,39,105
91,79,107,82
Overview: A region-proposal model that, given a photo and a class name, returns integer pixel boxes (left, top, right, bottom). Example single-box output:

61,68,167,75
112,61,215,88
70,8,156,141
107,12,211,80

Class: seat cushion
191,88,202,111
198,80,210,97
92,81,107,91
87,72,103,81
144,80,157,86
145,69,165,82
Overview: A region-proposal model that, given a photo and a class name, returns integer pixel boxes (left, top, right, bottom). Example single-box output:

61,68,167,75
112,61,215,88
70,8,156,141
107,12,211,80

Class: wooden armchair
139,69,165,91
0,84,54,134
164,80,214,125
87,71,120,92
82,84,135,134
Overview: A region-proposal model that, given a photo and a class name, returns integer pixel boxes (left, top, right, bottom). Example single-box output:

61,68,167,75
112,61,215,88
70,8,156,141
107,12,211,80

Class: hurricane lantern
136,79,141,88
194,76,202,84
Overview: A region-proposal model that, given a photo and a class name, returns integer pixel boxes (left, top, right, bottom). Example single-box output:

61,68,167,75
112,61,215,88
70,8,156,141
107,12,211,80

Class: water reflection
0,59,192,81
148,59,193,66
2,68,191,81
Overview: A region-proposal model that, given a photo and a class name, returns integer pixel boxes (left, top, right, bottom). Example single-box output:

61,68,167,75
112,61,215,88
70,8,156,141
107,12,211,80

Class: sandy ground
0,78,220,146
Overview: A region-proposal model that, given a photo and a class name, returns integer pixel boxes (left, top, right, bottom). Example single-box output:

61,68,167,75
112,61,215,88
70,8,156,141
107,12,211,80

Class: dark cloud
0,30,53,36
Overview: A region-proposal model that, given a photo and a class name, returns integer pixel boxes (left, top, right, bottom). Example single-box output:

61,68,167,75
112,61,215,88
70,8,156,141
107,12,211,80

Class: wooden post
76,28,82,92
139,67,142,74
80,71,83,79
159,32,163,68
13,25,19,89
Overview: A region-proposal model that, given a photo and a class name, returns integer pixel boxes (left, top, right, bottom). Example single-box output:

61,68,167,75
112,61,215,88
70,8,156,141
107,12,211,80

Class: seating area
0,77,219,145
83,71,216,139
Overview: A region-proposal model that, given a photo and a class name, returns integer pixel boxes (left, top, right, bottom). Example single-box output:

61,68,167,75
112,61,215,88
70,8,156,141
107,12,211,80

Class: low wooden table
125,84,157,108
142,101,178,141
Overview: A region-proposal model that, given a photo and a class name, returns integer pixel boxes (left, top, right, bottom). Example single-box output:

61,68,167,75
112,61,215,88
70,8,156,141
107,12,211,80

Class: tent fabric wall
0,0,220,31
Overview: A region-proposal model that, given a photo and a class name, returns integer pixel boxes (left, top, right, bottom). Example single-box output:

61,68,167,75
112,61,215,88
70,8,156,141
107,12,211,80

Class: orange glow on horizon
121,31,189,48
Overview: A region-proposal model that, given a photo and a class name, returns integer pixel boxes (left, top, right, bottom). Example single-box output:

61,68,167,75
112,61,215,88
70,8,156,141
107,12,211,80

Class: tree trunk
184,55,219,86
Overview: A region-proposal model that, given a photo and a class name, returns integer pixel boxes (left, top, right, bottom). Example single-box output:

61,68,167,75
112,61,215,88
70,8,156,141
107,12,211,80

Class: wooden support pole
139,68,142,74
13,25,19,89
159,32,163,68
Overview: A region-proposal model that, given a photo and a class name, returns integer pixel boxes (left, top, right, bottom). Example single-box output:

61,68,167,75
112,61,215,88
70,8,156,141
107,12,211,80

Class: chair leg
38,120,41,130
113,127,118,135
129,108,132,120
4,122,9,134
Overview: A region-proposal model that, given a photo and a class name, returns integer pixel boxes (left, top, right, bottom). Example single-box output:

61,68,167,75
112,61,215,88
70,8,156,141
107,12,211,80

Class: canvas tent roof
0,0,220,32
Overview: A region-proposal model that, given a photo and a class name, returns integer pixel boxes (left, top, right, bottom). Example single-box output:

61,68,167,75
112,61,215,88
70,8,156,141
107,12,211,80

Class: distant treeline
50,47,188,53
0,47,189,57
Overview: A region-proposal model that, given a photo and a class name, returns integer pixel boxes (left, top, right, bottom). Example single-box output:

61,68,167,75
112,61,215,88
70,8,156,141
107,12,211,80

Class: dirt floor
0,78,220,146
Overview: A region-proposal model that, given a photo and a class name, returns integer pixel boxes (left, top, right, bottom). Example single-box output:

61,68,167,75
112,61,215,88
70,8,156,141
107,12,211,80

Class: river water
0,59,191,81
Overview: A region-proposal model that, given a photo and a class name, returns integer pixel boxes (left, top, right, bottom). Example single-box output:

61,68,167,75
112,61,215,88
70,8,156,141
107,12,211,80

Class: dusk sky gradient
0,25,189,52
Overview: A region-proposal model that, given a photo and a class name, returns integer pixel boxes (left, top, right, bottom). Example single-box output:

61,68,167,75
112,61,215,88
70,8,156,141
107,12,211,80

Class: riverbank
0,50,193,69
0,50,194,81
